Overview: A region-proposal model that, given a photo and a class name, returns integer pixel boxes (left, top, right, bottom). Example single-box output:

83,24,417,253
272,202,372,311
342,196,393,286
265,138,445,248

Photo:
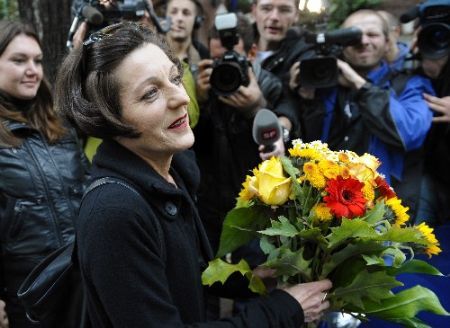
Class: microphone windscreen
82,5,104,26
252,109,281,146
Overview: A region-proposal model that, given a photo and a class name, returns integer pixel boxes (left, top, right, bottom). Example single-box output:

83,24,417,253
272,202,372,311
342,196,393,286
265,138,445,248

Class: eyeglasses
83,23,122,47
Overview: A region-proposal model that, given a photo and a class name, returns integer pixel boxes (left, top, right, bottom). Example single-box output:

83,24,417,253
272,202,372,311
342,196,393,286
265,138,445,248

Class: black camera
67,0,170,48
298,27,362,89
209,13,250,96
401,0,450,59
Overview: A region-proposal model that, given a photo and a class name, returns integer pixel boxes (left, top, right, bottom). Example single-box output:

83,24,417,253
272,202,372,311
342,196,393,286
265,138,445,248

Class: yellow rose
256,157,291,205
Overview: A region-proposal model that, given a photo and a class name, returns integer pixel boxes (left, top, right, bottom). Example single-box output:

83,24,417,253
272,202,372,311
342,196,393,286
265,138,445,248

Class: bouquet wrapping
202,140,449,327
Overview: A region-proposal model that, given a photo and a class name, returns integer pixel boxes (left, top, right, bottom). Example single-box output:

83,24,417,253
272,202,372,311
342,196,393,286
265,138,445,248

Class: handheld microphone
81,5,104,26
66,5,104,49
252,109,281,153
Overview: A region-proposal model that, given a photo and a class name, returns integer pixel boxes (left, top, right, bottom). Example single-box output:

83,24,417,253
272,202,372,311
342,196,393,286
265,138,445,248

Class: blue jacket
302,61,434,182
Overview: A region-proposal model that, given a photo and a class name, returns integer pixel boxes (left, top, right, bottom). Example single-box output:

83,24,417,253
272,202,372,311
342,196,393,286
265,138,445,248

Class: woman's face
115,43,193,158
0,34,43,100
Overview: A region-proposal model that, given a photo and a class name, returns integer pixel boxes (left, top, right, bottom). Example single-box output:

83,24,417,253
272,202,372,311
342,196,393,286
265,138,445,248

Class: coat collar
92,139,200,198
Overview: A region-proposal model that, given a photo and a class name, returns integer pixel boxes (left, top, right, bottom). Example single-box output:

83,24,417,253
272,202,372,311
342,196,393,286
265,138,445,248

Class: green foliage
259,216,298,237
363,286,449,325
333,270,403,309
265,246,313,281
202,142,448,325
201,258,266,294
216,206,270,258
327,0,382,29
0,0,18,19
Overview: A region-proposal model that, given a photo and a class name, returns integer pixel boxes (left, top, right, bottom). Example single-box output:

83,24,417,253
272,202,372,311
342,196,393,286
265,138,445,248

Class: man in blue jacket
290,9,435,216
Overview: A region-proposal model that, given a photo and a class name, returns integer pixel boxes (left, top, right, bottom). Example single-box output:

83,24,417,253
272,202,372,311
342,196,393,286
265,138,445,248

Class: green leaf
386,259,443,276
363,286,449,319
259,216,298,237
333,270,402,310
280,156,302,197
381,247,407,267
376,226,427,245
264,247,313,280
216,206,269,258
362,254,385,266
364,201,386,225
260,235,276,255
321,241,386,277
201,258,266,295
327,219,377,249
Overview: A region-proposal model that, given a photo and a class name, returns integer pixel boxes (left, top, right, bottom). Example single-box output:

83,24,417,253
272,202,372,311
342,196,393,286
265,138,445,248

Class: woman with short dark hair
55,21,331,327
0,20,89,327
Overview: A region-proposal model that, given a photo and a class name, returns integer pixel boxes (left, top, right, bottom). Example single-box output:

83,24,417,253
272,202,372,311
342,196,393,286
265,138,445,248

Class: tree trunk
17,0,72,83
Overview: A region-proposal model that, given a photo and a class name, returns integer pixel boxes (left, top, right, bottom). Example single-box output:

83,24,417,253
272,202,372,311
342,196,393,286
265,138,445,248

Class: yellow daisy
362,182,375,203
313,203,333,222
303,162,326,189
318,160,342,179
386,197,410,227
415,223,442,257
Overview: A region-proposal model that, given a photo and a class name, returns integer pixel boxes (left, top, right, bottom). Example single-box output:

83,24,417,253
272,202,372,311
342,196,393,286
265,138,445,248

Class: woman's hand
283,279,332,323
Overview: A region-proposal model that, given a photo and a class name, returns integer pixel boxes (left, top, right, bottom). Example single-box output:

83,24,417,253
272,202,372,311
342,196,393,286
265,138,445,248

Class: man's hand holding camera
423,94,450,123
288,61,315,99
196,59,213,103
336,59,367,90
197,61,267,115
219,67,266,116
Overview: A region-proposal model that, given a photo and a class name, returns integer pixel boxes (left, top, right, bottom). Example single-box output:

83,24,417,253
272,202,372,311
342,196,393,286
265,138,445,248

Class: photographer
251,0,313,138
414,23,450,225
194,13,286,255
70,0,160,47
377,10,412,72
290,9,435,217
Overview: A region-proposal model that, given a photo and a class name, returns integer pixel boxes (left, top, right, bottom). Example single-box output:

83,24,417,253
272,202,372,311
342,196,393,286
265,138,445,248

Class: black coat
78,140,303,327
0,121,89,299
194,65,283,253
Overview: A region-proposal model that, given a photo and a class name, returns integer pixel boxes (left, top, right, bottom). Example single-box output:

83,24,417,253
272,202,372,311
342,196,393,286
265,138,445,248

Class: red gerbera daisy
375,176,396,199
324,176,366,219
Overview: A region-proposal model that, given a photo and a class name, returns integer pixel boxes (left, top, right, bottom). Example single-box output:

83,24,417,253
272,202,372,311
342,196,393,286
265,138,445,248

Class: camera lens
210,62,243,96
418,23,450,59
299,57,338,88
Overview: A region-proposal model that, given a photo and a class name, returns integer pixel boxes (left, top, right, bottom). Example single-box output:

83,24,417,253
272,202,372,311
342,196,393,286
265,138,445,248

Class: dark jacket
301,62,434,217
78,140,303,327
422,61,450,224
194,65,282,253
0,121,89,298
259,29,315,138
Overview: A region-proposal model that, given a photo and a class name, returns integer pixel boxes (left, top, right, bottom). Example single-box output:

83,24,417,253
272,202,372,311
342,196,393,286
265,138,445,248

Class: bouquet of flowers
202,140,449,327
